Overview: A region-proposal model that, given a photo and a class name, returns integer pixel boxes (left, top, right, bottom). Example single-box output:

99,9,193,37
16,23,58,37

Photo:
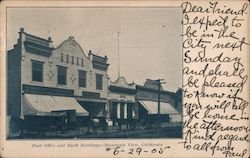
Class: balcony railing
25,33,50,47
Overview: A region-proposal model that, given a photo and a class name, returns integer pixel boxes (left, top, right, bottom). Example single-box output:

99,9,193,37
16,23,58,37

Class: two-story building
7,28,109,135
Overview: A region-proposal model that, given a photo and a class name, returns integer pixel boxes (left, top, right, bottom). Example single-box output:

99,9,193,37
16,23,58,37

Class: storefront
108,77,138,129
7,28,110,137
21,93,89,131
137,99,179,123
136,79,182,123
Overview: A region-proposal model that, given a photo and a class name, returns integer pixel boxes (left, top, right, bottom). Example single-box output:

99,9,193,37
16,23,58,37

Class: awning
138,100,178,115
23,94,89,116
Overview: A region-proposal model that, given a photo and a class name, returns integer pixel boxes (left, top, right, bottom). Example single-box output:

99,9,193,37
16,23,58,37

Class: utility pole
156,79,166,124
157,80,161,115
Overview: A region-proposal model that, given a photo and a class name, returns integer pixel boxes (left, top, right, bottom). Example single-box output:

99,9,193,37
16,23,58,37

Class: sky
7,7,182,92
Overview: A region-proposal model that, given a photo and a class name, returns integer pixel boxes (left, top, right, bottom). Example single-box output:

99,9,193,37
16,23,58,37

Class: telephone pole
155,79,166,122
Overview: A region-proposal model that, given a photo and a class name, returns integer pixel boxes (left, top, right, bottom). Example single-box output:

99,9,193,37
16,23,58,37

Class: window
32,60,43,82
66,54,69,63
96,74,103,90
76,57,79,65
61,53,64,62
72,56,74,64
57,66,67,85
81,58,84,67
78,70,86,87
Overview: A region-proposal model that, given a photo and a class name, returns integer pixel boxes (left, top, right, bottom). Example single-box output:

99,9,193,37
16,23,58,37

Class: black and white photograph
6,7,183,139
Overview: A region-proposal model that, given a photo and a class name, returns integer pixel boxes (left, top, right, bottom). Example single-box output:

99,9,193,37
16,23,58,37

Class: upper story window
31,60,44,82
66,54,69,63
72,56,74,64
57,66,67,85
96,74,103,90
61,53,64,62
78,70,86,88
81,58,84,67
76,57,79,65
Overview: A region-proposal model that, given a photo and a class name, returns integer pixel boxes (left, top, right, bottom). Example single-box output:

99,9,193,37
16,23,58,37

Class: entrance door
127,103,133,119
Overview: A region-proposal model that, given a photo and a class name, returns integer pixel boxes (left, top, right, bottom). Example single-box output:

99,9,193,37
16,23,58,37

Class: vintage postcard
0,0,249,158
